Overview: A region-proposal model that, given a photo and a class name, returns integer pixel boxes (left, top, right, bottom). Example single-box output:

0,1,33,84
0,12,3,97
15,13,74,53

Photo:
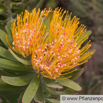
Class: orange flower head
31,8,94,79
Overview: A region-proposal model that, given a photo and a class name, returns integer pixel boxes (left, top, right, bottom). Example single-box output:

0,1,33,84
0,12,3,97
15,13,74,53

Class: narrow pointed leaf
45,86,68,95
0,78,22,90
5,21,13,38
9,48,31,65
0,47,17,61
43,18,50,34
66,15,70,20
1,74,33,86
44,77,62,88
22,74,39,103
0,58,32,71
47,12,53,21
57,78,82,91
34,79,45,103
76,30,92,43
0,29,13,47
63,68,84,80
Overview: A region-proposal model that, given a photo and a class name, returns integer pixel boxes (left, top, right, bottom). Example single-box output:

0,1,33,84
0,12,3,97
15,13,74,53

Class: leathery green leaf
44,86,69,95
0,78,21,90
44,77,63,88
0,47,17,61
57,78,82,91
9,48,31,65
43,18,50,34
0,29,13,47
5,21,13,38
22,74,39,103
44,85,77,95
47,12,53,21
34,78,45,103
1,74,34,86
76,30,92,43
0,58,32,71
63,68,84,80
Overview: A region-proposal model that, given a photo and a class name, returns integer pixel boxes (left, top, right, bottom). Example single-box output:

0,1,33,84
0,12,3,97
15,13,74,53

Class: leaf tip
8,48,10,51
89,30,92,34
76,88,82,92
59,87,63,89
7,20,10,23
85,66,87,70
1,76,4,82
94,49,96,53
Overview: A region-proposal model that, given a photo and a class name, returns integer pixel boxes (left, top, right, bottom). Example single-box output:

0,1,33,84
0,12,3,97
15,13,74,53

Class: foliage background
0,0,103,97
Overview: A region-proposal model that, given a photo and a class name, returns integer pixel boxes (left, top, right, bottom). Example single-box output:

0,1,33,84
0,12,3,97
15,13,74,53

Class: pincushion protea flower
31,8,94,79
0,7,95,103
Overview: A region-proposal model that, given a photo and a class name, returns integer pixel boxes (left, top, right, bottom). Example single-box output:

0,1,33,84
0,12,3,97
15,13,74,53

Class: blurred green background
0,0,103,95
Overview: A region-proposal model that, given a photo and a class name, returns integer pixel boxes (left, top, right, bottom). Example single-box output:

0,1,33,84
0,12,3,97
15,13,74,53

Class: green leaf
43,18,50,34
1,74,34,86
34,78,45,103
47,12,53,22
0,78,24,90
45,86,68,95
0,58,32,71
43,77,63,88
0,29,13,47
5,21,13,38
0,47,17,61
46,98,60,103
63,68,84,80
79,49,95,62
9,48,31,65
57,78,82,91
76,30,92,43
42,18,50,43
66,15,70,20
22,74,39,103
62,88,77,95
